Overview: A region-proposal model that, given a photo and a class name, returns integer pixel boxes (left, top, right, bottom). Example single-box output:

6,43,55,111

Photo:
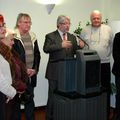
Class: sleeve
79,27,90,50
33,40,41,72
112,33,120,62
109,27,114,54
0,69,16,98
43,34,62,53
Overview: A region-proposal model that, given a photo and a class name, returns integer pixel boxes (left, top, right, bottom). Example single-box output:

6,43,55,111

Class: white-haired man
80,10,113,119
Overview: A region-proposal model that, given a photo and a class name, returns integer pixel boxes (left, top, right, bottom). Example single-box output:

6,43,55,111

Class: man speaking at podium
43,15,84,120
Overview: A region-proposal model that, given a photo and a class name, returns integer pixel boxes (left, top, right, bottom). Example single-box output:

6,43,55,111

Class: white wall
104,0,120,21
0,0,120,107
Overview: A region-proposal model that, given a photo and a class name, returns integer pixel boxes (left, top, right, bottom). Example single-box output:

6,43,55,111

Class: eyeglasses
60,22,71,25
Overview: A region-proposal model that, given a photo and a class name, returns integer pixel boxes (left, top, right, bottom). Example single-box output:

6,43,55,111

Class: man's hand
62,40,72,49
79,40,85,48
27,69,36,77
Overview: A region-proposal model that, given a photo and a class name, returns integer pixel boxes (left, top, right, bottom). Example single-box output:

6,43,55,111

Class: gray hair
57,15,70,27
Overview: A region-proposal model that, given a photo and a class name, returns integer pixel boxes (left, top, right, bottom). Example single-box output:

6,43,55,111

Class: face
18,16,31,34
0,22,6,39
58,19,70,33
2,34,14,49
6,34,14,49
90,12,102,27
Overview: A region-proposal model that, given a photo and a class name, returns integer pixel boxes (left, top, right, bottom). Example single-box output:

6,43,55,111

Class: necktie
63,33,67,41
63,33,70,55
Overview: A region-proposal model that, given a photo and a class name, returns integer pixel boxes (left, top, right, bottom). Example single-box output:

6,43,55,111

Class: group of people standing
0,13,40,120
0,9,120,120
43,10,120,120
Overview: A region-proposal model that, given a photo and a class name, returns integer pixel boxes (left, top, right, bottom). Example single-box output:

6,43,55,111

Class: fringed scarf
0,41,28,92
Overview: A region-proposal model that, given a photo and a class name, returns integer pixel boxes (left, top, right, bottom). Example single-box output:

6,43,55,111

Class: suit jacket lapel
54,30,62,43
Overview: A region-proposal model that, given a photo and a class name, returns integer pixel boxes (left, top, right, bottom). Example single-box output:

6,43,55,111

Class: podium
53,91,107,120
54,50,107,120
57,58,76,92
76,50,101,95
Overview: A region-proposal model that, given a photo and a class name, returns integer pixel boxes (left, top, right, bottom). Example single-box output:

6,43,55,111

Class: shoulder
68,32,76,38
114,32,120,41
101,24,112,31
46,30,58,36
45,30,59,38
29,31,36,39
101,24,113,37
115,32,120,36
29,31,36,37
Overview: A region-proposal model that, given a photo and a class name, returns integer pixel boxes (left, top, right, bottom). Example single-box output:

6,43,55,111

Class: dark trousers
115,75,120,117
46,80,57,120
5,97,17,120
13,85,35,120
101,63,111,119
0,93,5,120
0,92,16,120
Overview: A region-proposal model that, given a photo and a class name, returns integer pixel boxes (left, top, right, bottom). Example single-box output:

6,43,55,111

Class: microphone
76,35,89,49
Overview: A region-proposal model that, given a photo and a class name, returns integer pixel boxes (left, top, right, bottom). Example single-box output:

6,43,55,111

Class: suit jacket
43,30,79,80
112,32,120,76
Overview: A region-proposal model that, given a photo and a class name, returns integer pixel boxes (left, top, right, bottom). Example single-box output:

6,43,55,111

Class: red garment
0,14,4,23
0,41,28,92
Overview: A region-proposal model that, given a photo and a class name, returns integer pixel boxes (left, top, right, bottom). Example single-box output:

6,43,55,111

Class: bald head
90,10,102,27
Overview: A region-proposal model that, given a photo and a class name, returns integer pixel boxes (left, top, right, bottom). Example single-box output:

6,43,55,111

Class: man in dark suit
112,32,120,120
43,15,84,120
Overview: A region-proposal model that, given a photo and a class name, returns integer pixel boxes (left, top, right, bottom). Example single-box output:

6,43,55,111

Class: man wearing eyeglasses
43,15,84,120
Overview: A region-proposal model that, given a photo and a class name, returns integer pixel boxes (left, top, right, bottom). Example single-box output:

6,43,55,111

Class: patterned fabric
21,34,34,69
0,41,28,92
